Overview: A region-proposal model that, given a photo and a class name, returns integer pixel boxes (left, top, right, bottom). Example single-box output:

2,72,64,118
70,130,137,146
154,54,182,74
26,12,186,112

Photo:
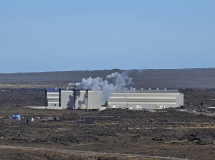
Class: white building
44,88,184,110
108,90,183,110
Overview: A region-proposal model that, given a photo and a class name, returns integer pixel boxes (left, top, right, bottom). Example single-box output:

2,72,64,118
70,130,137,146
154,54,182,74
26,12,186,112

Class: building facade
108,90,184,109
45,88,184,110
45,88,60,107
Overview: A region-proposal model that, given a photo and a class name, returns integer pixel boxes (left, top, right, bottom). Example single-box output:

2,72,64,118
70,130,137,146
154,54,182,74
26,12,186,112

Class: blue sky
1,0,215,73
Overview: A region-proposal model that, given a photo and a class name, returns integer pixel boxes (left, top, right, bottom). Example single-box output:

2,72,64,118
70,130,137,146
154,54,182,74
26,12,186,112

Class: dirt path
0,145,188,160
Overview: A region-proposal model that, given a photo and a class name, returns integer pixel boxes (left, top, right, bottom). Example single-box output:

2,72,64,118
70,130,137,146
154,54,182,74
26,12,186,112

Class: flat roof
45,88,59,92
46,88,180,93
113,90,180,93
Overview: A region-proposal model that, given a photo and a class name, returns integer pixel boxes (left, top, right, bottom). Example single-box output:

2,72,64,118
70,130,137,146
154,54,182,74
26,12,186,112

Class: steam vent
43,88,184,110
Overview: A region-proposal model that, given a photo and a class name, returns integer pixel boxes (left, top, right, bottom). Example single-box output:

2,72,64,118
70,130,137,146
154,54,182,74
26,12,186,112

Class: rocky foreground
0,88,215,159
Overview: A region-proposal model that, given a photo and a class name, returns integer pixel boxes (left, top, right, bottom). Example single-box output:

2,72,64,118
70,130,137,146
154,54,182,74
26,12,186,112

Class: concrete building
60,89,74,109
88,91,106,110
44,88,184,110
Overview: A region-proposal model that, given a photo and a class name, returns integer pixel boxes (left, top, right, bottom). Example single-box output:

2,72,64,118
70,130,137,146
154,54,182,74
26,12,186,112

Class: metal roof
112,90,180,93
45,88,59,92
46,88,180,93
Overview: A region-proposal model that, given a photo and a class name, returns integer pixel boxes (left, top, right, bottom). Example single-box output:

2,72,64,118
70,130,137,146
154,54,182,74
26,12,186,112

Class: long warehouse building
45,88,184,110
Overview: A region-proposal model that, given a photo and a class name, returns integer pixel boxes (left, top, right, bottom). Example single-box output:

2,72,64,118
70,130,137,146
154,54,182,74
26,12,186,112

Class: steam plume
68,72,133,100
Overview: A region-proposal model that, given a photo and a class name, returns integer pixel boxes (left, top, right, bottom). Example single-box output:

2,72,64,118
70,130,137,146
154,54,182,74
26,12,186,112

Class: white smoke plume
68,72,133,101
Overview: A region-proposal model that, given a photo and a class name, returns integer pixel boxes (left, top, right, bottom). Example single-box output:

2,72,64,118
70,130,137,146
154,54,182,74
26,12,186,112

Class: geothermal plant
40,72,184,110
44,87,184,110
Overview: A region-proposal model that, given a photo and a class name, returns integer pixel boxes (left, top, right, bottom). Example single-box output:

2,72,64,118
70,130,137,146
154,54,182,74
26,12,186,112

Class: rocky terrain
1,68,215,89
0,69,215,159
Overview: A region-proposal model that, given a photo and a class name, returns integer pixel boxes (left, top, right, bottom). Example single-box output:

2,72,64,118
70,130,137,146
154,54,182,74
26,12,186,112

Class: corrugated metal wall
45,89,184,110
45,89,60,107
108,91,183,109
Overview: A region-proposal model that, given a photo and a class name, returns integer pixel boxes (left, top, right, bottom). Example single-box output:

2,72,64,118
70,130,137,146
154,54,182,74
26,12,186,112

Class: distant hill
0,68,215,89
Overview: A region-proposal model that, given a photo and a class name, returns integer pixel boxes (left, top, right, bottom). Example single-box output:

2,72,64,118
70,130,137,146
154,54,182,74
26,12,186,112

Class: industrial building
44,88,184,110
